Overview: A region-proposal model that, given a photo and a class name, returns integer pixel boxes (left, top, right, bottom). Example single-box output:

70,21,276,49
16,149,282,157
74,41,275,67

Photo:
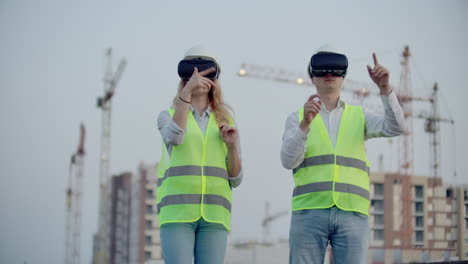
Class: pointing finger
373,53,379,66
198,67,216,77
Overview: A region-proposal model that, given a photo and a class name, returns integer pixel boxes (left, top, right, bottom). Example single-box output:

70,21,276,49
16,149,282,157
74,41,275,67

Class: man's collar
321,97,346,111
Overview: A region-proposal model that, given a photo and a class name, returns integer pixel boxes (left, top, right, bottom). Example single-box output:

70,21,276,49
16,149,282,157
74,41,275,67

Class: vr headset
177,59,219,80
308,53,348,78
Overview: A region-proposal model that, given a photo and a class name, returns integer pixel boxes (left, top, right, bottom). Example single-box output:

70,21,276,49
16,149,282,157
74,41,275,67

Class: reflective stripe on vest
157,194,231,214
293,181,370,200
156,109,233,230
292,105,370,215
293,155,369,174
158,165,229,186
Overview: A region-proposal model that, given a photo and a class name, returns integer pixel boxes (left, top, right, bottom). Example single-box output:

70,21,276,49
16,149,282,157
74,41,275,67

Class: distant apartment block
109,172,132,264
369,172,467,263
140,163,162,263
106,163,162,264
226,172,468,264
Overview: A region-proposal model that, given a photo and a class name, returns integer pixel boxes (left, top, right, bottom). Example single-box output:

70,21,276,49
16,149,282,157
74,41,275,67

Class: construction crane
397,46,414,247
418,83,455,179
381,48,454,179
239,62,383,102
65,124,86,264
397,46,415,176
417,82,456,252
94,48,127,264
262,202,288,244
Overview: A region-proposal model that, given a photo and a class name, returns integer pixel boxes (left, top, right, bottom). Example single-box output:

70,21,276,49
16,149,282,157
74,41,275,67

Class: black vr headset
308,53,348,78
178,59,220,80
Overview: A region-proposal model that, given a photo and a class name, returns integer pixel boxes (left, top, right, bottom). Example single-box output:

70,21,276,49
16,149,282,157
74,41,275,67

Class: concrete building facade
369,172,467,263
139,163,162,263
108,164,163,264
226,173,468,264
109,172,132,264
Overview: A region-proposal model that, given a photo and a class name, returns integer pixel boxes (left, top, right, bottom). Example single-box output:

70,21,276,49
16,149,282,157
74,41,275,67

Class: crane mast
94,48,127,264
398,46,414,176
420,83,455,178
65,124,86,264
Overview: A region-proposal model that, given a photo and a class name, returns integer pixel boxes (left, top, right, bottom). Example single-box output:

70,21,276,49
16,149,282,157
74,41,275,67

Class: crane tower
93,48,127,264
65,124,86,264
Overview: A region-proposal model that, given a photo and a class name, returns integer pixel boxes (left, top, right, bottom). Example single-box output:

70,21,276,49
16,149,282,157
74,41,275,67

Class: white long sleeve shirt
281,91,405,170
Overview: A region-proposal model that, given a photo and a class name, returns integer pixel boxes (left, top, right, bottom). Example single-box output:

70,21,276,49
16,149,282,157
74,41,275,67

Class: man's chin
323,85,339,91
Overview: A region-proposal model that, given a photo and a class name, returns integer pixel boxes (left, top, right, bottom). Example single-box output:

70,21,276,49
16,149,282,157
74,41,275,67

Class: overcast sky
1,1,467,263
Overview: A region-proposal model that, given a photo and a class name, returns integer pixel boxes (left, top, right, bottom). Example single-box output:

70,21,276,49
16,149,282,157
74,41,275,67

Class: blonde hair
172,80,233,125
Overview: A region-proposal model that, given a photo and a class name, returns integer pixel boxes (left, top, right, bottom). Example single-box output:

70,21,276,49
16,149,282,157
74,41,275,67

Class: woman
156,45,243,264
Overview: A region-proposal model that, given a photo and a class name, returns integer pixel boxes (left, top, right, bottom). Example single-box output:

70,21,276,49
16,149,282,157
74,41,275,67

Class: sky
1,0,467,263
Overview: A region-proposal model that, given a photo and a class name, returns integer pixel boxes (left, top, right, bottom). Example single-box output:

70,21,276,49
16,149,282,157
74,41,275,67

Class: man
281,44,404,264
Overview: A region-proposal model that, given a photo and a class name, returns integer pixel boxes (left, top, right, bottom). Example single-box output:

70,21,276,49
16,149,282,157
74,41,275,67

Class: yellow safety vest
292,104,371,215
157,109,233,230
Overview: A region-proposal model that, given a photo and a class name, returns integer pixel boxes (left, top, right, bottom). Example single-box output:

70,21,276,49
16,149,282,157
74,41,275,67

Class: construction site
4,2,466,264
60,45,467,264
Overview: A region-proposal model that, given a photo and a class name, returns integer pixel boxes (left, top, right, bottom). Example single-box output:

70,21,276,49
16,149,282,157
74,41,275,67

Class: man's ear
311,77,315,85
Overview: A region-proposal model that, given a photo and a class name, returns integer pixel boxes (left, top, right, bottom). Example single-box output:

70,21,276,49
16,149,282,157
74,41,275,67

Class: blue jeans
160,217,228,264
289,207,369,264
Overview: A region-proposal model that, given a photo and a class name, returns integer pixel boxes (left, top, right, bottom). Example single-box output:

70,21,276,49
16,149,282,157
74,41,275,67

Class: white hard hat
313,43,345,55
183,45,221,76
183,44,218,62
307,44,348,78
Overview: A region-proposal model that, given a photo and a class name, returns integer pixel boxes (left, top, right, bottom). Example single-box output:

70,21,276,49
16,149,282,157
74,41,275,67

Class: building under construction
108,172,132,263
227,173,468,264
369,173,467,263
134,163,162,263
93,164,163,264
